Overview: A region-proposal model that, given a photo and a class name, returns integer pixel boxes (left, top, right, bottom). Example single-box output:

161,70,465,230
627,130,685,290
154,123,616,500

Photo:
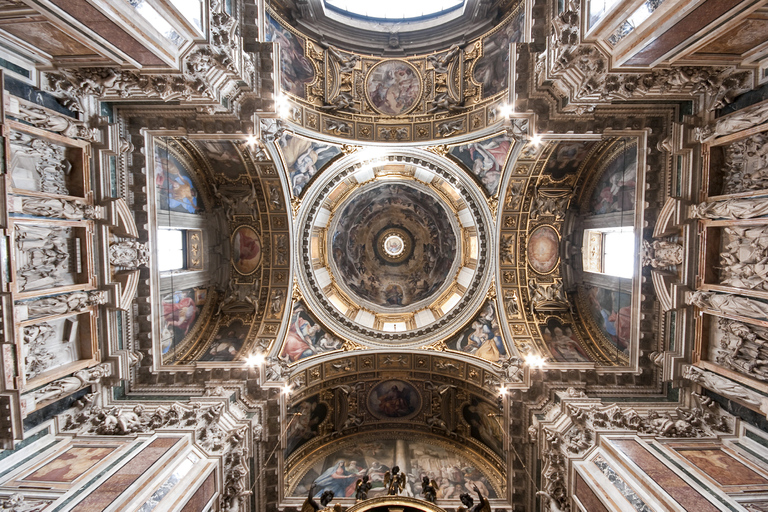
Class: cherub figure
354,475,372,500
384,465,406,495
302,484,334,512
421,475,439,502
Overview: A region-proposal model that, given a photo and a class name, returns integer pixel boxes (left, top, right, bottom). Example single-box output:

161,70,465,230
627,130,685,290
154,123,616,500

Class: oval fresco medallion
527,225,560,274
365,60,422,116
232,225,262,275
367,379,421,419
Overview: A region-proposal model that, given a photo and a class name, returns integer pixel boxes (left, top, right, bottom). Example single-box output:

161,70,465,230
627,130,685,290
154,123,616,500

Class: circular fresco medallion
231,225,262,275
367,379,421,419
527,225,560,274
330,182,458,309
365,60,422,116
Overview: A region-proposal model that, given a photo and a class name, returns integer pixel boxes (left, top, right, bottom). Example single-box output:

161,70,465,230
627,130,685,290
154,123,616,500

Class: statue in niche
686,290,768,320
9,131,72,195
384,466,406,495
690,197,768,220
427,44,461,73
641,239,683,268
318,92,359,114
327,45,359,73
458,485,491,512
719,226,768,291
17,197,98,220
354,475,371,500
421,476,439,502
695,101,768,143
15,225,71,292
23,323,56,380
109,240,149,268
721,134,768,194
716,318,768,381
23,290,107,317
32,363,111,404
683,365,768,413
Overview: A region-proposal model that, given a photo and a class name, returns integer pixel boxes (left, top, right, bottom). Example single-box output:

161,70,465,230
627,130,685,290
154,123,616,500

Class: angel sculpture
458,485,491,512
355,475,372,500
302,484,338,512
384,465,406,495
421,476,439,503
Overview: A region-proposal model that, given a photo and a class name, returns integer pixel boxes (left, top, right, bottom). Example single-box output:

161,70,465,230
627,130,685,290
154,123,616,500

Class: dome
297,150,493,345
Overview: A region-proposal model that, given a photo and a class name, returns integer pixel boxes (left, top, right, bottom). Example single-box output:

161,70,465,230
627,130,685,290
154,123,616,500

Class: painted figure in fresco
377,385,411,417
586,287,631,353
266,17,314,97
453,135,511,194
354,475,372,500
162,292,198,340
279,134,340,196
455,304,506,363
155,154,200,214
384,466,406,495
543,324,590,362
313,461,360,497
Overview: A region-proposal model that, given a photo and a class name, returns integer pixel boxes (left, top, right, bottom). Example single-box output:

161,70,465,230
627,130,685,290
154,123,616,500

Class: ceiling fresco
330,182,459,310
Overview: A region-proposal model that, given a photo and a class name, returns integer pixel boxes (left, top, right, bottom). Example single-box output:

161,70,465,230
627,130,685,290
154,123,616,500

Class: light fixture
246,134,258,146
530,134,543,146
275,95,291,119
499,385,508,396
497,103,514,118
524,354,547,369
245,353,265,367
282,384,293,396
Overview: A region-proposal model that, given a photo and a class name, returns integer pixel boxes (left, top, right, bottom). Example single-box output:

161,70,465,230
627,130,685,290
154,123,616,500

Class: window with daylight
157,228,186,272
583,227,635,279
324,0,464,19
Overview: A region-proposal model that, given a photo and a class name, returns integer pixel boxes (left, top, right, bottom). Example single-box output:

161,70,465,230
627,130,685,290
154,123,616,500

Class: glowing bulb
246,135,258,146
283,384,293,395
497,103,514,118
530,134,542,146
499,385,507,395
245,353,265,367
275,95,291,119
524,354,546,369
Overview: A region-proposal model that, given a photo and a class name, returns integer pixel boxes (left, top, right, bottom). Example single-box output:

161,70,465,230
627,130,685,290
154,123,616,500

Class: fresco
590,141,637,215
365,60,421,116
160,287,207,355
473,11,524,98
449,134,512,195
584,285,632,354
154,145,202,214
23,447,115,483
200,319,249,361
291,438,499,499
448,302,507,363
280,302,342,363
543,141,598,180
541,317,591,362
367,380,421,419
462,397,504,456
277,133,340,196
286,394,328,457
676,448,768,486
194,141,245,179
232,225,262,275
527,225,560,274
331,183,456,308
265,14,315,97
